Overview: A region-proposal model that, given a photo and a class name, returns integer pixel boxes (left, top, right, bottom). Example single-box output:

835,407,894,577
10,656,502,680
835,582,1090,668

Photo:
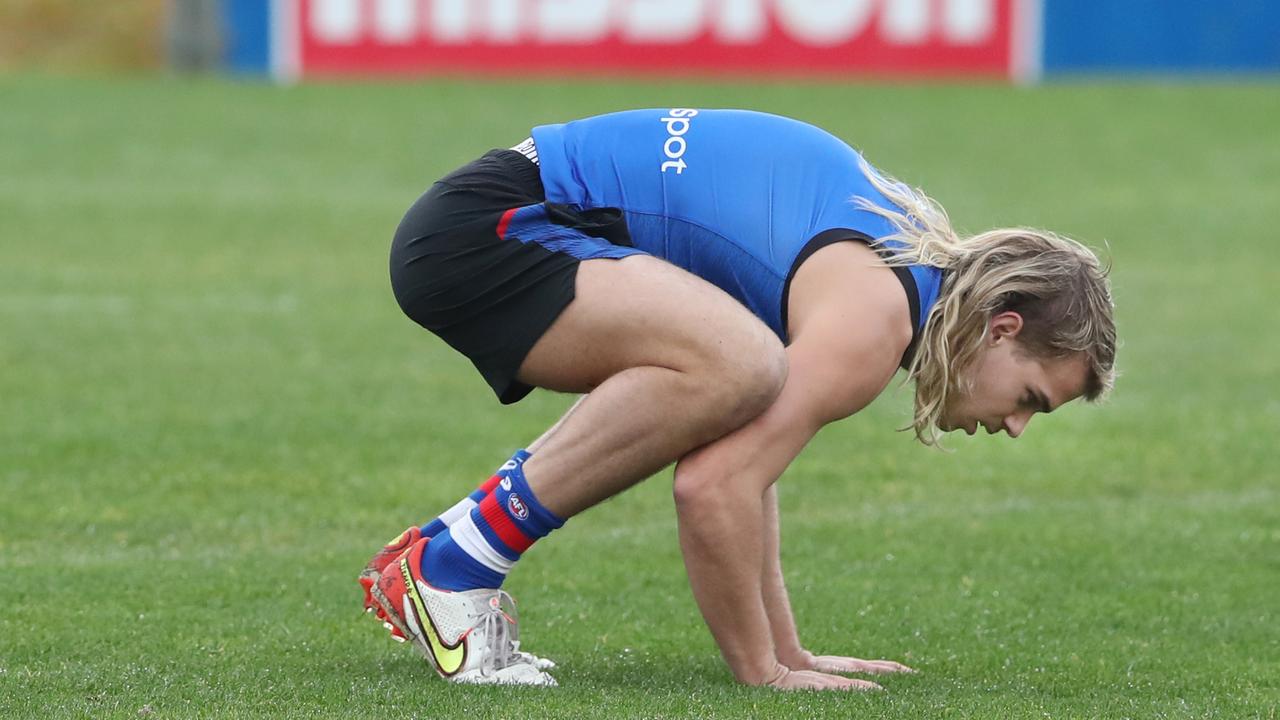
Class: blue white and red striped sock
420,449,530,539
421,461,564,591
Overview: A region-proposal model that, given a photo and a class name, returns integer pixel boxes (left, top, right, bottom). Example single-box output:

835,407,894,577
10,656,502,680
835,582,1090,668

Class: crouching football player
358,109,1117,688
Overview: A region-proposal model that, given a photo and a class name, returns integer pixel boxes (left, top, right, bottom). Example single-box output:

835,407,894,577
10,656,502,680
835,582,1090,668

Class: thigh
517,254,782,392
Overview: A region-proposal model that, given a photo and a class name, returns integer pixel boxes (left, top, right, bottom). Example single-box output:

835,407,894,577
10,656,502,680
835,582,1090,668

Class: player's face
940,314,1090,438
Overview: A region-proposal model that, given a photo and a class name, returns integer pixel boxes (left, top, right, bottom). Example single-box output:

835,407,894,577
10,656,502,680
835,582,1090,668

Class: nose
1003,413,1031,438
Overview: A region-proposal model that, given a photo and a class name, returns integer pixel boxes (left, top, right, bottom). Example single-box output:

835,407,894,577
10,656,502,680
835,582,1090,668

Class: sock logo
507,493,529,520
499,476,512,491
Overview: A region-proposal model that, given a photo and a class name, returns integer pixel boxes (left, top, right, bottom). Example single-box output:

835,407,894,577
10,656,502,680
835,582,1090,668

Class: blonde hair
854,158,1117,446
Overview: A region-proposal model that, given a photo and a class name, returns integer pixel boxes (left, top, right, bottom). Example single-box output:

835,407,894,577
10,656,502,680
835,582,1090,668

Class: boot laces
471,590,521,677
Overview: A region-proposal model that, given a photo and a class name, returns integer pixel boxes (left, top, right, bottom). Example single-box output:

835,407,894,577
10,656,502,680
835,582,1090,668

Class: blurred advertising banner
246,0,1039,80
1041,1,1280,75
224,1,1280,81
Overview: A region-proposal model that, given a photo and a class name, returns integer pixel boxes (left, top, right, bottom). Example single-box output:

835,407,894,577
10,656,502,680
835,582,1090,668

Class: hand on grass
785,650,915,676
766,665,883,692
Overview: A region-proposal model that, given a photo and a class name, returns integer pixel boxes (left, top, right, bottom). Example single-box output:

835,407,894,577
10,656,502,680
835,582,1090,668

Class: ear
988,311,1024,344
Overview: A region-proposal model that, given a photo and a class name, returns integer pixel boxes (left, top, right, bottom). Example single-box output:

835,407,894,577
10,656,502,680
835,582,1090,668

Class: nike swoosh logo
400,558,467,675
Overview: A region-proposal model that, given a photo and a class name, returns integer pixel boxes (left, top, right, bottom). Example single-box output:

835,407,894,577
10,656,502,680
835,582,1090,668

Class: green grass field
1,75,1277,718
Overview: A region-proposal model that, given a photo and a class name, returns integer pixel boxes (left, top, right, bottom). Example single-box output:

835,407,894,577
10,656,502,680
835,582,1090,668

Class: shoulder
788,240,915,355
783,240,914,422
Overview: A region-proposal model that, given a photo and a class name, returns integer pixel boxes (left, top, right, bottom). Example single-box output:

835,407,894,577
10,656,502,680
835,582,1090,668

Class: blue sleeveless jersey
531,109,942,344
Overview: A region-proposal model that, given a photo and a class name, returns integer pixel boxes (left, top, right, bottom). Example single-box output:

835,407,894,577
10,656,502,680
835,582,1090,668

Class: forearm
676,479,780,683
670,267,912,689
673,404,819,684
761,485,806,666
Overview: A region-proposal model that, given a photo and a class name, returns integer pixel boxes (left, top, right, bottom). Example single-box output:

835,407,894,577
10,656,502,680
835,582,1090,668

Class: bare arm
674,311,901,687
673,367,826,686
674,241,916,689
760,484,805,664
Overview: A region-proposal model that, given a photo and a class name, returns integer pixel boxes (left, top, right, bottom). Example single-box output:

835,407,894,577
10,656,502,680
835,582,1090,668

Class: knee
672,461,714,516
698,328,788,429
733,334,788,417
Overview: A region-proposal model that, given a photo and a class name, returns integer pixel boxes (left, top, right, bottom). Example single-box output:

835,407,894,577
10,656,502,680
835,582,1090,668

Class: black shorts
390,149,644,404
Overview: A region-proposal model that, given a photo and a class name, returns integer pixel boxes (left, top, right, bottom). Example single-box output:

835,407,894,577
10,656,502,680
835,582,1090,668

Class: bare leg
525,395,585,454
513,255,788,518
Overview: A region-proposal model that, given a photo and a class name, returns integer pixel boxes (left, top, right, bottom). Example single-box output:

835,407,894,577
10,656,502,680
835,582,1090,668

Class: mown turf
1,75,1277,719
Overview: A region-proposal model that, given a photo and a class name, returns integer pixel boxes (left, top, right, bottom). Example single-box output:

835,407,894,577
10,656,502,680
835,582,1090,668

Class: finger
811,671,882,692
813,656,877,674
815,656,915,675
778,671,882,692
778,671,826,691
812,658,855,673
843,678,884,692
797,670,842,691
855,659,916,674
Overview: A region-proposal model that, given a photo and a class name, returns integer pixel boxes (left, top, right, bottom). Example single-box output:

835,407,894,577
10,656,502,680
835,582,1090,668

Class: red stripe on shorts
495,208,518,239
478,493,533,553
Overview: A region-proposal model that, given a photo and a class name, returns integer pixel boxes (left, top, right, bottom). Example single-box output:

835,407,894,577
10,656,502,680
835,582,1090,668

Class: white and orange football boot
368,537,556,686
359,527,555,672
